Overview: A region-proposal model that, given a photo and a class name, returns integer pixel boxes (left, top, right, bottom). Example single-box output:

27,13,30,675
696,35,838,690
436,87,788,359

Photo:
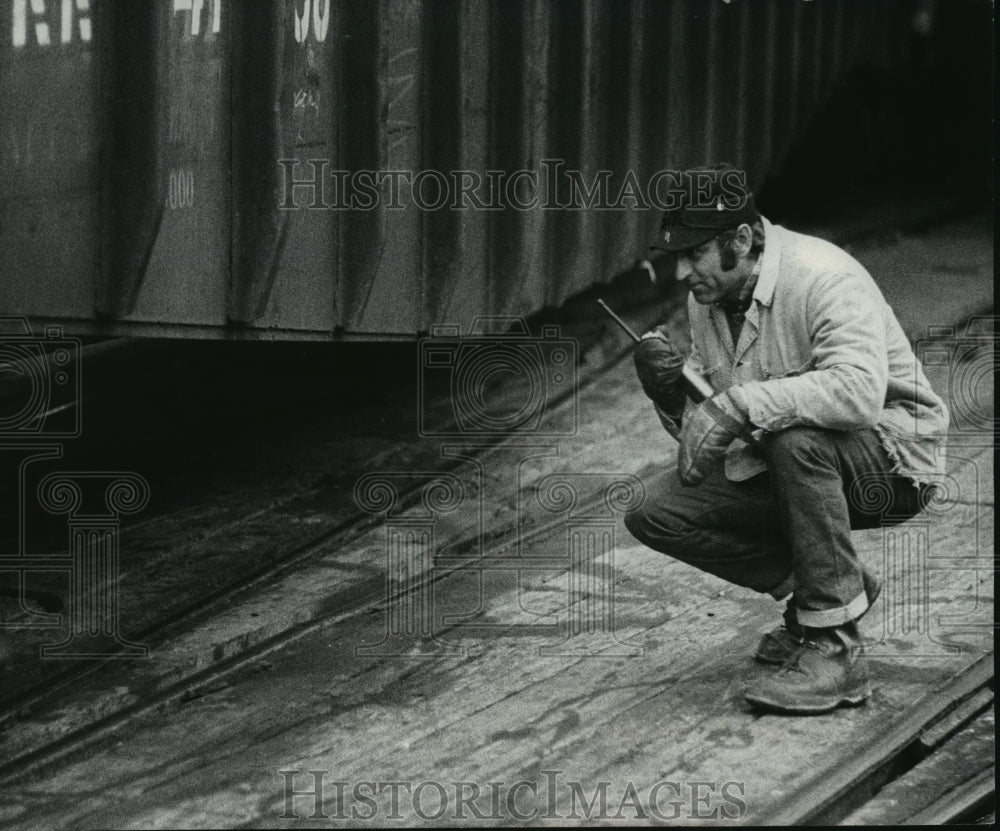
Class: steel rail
762,650,995,825
0,480,624,786
0,310,662,782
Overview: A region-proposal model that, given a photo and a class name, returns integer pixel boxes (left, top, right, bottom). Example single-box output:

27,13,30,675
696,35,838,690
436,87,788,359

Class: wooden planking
841,710,995,826
1,307,993,826
763,653,994,825
6,488,990,827
905,764,996,826
918,688,994,750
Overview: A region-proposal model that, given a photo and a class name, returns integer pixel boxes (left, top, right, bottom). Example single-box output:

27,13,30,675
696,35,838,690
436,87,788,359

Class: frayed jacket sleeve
739,270,889,431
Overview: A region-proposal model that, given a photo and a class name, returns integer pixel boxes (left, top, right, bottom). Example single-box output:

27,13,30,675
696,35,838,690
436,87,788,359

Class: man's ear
734,223,753,256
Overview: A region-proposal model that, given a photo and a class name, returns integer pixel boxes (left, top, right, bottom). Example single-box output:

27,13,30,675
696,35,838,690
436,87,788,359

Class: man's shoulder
769,224,887,315
774,224,870,282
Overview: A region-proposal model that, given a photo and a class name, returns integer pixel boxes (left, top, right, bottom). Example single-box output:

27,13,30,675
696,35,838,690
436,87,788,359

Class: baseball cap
650,164,758,253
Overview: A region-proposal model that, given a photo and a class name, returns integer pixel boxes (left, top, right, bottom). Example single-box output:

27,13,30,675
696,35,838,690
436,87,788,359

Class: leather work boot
754,569,882,665
754,602,803,665
744,624,871,714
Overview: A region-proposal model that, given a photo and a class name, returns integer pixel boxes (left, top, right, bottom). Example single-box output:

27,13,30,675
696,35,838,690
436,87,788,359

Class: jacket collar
753,215,780,307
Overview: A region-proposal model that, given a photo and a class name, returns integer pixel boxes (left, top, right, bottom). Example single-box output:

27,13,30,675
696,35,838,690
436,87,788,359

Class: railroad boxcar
0,0,985,339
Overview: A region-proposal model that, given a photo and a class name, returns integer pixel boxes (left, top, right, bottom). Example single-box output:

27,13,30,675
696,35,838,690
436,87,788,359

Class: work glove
633,326,685,414
678,387,753,486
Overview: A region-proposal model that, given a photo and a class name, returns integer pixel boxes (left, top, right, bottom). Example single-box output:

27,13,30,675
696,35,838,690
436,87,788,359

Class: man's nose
675,255,693,282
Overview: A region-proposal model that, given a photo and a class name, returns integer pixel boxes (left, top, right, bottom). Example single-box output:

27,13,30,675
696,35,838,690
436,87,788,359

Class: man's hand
633,326,685,412
678,388,752,486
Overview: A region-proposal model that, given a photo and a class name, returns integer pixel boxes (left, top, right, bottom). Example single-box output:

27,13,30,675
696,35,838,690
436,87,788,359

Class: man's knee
624,499,694,552
761,426,839,467
624,504,667,548
623,506,646,542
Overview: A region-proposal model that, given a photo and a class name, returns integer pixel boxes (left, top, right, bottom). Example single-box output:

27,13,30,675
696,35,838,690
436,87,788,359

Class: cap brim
649,224,718,253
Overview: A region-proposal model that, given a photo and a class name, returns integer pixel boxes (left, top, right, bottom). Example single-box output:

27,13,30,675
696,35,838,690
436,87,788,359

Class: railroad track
1,381,994,824
767,652,994,825
0,481,627,786
1,487,992,825
1,513,991,825
0,293,992,825
0,295,677,780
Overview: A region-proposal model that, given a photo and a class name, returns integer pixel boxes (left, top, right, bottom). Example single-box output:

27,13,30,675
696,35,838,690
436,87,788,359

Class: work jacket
686,216,949,485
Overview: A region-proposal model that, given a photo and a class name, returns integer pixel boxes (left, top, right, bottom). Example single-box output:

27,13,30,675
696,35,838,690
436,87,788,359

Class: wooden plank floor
3,348,992,828
0,214,992,828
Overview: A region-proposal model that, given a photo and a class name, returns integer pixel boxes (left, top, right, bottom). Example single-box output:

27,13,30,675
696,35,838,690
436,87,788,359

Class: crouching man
624,167,949,714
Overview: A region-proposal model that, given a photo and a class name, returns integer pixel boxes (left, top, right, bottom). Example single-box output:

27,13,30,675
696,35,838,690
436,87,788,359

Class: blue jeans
624,427,927,627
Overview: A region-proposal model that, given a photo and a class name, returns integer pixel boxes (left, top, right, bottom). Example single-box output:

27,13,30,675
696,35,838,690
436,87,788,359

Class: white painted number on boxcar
167,168,195,209
172,0,222,39
293,0,329,43
11,0,91,47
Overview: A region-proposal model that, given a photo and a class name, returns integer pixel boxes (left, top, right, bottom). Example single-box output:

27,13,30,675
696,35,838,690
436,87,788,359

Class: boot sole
744,683,872,715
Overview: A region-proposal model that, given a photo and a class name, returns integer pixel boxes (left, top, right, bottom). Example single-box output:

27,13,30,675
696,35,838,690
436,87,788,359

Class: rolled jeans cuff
768,572,796,601
796,590,869,628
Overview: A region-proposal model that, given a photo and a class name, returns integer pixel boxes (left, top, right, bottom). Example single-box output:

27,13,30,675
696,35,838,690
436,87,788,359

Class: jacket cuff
739,380,792,432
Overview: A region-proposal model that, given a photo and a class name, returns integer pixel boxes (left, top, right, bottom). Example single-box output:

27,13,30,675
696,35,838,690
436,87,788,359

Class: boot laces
775,642,815,676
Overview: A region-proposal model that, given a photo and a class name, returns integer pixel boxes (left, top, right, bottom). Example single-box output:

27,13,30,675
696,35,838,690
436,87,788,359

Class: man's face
674,236,748,305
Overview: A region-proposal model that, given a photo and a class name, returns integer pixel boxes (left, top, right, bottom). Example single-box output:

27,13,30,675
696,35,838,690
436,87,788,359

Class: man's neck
718,255,761,312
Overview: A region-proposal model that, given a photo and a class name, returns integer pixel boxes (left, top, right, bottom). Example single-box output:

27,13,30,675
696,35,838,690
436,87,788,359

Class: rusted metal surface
0,0,99,319
109,0,230,326
0,0,977,340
